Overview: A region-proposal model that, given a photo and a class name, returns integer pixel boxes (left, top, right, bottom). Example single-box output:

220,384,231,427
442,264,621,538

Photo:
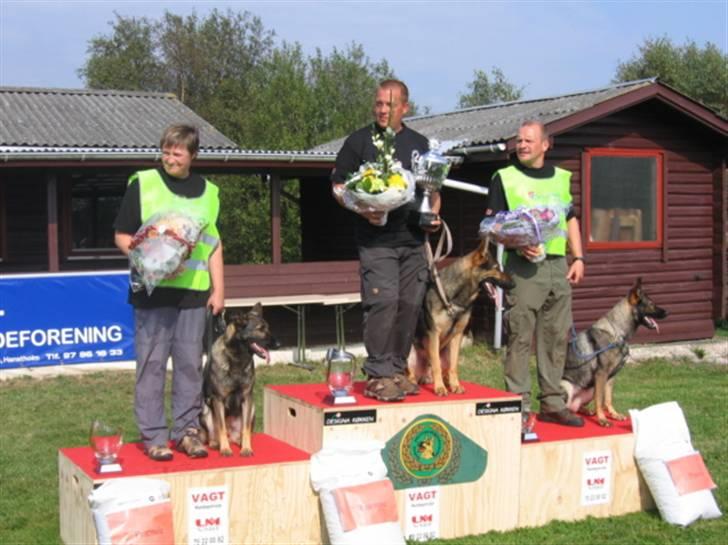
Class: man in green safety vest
486,120,585,429
114,124,224,461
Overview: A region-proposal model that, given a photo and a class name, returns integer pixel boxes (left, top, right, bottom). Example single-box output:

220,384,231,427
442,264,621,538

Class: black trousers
358,245,428,378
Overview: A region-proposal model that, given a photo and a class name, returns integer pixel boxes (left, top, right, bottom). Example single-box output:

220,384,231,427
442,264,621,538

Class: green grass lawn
0,344,725,544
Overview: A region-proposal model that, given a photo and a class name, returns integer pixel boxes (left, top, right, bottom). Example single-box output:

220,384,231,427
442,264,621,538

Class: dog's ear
628,277,643,305
250,302,263,317
224,322,237,342
479,237,490,257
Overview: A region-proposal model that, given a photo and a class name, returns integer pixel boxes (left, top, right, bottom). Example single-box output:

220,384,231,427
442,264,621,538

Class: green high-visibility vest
131,169,220,291
498,165,572,256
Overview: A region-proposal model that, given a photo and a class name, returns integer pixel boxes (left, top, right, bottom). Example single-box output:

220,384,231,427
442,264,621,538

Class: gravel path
1,339,725,382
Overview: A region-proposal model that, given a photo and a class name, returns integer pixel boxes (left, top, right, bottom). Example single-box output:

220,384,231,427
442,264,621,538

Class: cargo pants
503,254,572,413
133,306,206,449
358,245,429,378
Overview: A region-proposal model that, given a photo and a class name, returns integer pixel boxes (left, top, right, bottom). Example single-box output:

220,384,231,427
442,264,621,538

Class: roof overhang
0,147,338,173
528,82,728,152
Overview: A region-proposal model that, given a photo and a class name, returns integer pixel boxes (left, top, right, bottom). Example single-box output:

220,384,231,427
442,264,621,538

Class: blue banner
0,271,134,369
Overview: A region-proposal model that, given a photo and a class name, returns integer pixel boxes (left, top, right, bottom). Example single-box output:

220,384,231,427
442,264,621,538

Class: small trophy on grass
325,348,357,405
89,419,123,474
412,140,451,228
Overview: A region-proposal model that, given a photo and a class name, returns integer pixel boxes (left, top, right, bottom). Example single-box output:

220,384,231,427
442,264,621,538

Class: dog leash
425,220,459,316
204,308,226,366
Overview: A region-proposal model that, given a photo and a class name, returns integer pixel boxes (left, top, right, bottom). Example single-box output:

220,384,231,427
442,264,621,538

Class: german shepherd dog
562,278,668,426
200,303,279,456
408,239,515,396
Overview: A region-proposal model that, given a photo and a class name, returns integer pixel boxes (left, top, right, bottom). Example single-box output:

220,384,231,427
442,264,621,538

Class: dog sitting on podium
200,303,279,456
408,239,515,396
562,277,667,426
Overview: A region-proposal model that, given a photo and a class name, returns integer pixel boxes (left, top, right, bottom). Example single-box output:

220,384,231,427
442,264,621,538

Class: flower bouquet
334,126,415,226
479,205,566,263
128,210,207,294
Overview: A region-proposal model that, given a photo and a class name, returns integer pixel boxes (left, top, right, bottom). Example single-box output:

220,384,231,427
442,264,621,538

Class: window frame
583,147,664,250
60,174,127,261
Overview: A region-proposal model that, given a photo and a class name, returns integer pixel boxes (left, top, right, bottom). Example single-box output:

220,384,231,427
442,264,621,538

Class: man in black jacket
331,79,440,402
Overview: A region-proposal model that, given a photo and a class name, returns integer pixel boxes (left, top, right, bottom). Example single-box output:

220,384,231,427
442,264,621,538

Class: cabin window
584,149,663,249
62,173,127,259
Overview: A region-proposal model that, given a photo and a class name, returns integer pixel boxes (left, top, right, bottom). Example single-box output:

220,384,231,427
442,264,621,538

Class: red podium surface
267,379,516,408
61,433,310,480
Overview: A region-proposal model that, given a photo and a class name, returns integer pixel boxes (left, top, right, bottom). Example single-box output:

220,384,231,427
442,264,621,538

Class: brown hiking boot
363,377,405,402
392,373,420,395
176,428,209,458
146,444,173,462
537,409,584,427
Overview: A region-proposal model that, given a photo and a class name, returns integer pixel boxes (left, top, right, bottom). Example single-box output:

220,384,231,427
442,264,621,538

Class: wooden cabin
311,78,728,343
1,80,726,361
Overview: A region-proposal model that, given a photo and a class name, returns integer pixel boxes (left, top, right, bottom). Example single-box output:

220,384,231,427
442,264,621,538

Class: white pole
442,178,489,195
494,243,505,349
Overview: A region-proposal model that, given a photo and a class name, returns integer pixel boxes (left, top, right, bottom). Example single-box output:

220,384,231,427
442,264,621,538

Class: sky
1,0,726,115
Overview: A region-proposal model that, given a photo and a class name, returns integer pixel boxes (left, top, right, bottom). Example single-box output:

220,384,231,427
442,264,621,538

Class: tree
79,14,164,92
614,36,727,117
457,67,524,109
79,10,400,264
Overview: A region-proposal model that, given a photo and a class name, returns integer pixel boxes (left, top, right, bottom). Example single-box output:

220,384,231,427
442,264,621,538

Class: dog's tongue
645,317,659,333
251,342,271,364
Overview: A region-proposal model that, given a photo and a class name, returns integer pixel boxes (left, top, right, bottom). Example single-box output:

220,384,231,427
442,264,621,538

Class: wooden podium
58,434,322,545
57,381,654,544
518,417,654,527
265,380,523,537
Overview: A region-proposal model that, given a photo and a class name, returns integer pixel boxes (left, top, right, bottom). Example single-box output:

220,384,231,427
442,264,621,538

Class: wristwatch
573,256,585,263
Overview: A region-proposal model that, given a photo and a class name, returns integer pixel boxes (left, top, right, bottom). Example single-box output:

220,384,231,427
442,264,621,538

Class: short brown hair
520,120,549,141
378,79,409,103
160,124,200,155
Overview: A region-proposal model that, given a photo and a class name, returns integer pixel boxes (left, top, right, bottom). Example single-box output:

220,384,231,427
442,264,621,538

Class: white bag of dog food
310,440,405,545
88,477,174,544
630,401,721,526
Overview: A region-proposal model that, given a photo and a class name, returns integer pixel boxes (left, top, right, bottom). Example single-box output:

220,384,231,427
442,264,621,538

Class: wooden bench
223,261,361,362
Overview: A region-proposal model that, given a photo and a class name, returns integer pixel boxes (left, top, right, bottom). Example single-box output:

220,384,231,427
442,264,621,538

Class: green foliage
78,14,164,92
1,350,726,544
614,36,728,117
80,10,402,264
213,175,301,264
457,66,524,109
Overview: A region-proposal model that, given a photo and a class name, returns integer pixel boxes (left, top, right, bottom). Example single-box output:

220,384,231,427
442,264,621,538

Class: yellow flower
387,173,406,189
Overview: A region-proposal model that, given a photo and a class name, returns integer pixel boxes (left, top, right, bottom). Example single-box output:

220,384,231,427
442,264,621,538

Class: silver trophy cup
412,140,452,228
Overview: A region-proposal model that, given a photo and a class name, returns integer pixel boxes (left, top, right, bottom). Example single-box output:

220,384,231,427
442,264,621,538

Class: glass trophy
411,140,451,228
89,419,123,473
325,348,357,405
522,412,539,443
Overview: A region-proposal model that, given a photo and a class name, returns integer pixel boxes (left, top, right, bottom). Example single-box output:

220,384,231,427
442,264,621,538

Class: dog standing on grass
408,239,515,396
200,303,279,456
562,277,668,426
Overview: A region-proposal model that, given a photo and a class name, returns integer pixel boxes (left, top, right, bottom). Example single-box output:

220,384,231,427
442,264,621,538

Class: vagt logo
383,414,487,490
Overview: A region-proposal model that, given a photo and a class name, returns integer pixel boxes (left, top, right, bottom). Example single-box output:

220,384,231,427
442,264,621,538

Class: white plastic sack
630,401,721,526
88,477,173,545
310,440,405,545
